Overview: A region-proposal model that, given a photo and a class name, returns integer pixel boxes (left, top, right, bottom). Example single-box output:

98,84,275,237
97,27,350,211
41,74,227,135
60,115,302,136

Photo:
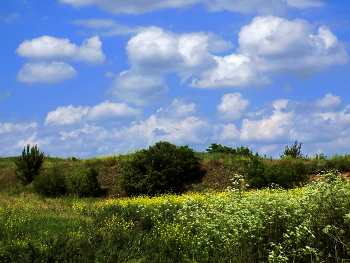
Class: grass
1,151,350,262
0,179,350,262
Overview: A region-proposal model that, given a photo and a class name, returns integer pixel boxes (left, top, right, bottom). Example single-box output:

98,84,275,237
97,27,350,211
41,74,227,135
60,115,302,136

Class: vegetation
119,141,203,196
14,144,44,185
246,156,308,189
0,176,349,262
1,141,350,262
206,143,254,156
280,140,303,159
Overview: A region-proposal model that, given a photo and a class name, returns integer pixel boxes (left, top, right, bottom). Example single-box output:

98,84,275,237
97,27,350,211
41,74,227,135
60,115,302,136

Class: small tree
206,143,253,156
280,141,303,159
15,144,44,185
120,141,203,196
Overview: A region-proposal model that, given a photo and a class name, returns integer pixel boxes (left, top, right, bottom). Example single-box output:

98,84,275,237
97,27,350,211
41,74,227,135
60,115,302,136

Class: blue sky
1,0,350,158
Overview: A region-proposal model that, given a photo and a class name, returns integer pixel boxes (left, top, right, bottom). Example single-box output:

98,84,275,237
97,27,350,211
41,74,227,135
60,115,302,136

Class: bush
33,164,67,197
119,141,203,196
65,165,103,197
206,143,254,156
280,140,303,159
246,156,308,189
15,144,44,185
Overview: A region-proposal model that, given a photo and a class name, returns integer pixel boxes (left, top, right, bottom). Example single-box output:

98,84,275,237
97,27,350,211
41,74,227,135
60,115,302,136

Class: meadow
1,150,350,262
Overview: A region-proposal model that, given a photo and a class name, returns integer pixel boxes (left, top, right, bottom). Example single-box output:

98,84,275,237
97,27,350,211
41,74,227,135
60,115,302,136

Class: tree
15,144,44,185
280,141,303,159
206,143,253,156
120,141,203,196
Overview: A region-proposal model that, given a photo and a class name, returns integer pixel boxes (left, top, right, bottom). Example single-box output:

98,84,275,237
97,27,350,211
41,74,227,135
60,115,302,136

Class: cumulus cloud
112,17,347,94
217,93,250,121
45,101,141,125
314,93,341,109
156,99,197,119
45,105,89,126
0,122,41,156
189,16,347,88
86,101,142,121
16,35,105,64
108,71,169,106
16,62,77,84
189,54,270,88
3,93,350,158
238,16,348,77
59,0,324,14
123,27,229,75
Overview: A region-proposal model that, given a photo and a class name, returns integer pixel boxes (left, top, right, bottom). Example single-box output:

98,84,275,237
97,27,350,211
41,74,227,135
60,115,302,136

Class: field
1,153,350,262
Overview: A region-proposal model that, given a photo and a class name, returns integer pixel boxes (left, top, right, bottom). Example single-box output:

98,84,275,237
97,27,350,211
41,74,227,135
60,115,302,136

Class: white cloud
16,35,105,65
108,71,169,106
16,62,77,84
45,101,141,125
238,16,348,77
217,93,250,121
59,0,324,14
211,123,240,141
156,99,197,119
45,105,89,125
126,27,183,73
240,110,293,142
86,101,142,121
0,122,37,134
207,33,234,53
3,93,350,158
314,93,341,109
114,115,212,148
189,54,270,88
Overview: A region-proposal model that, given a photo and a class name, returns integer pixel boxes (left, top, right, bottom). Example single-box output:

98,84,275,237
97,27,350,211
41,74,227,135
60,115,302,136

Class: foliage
32,163,67,197
246,156,308,189
206,143,253,156
1,179,350,262
14,144,44,185
280,140,303,159
119,141,203,196
65,165,103,197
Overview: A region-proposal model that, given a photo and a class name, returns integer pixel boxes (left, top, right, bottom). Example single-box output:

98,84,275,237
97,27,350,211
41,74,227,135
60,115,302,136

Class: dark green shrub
326,154,350,172
119,141,203,196
246,156,308,189
245,156,267,189
206,143,254,156
33,164,67,197
65,165,103,197
15,144,44,185
280,140,303,159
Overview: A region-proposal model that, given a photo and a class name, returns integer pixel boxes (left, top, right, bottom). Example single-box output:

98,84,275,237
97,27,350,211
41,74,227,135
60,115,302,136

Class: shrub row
33,163,104,197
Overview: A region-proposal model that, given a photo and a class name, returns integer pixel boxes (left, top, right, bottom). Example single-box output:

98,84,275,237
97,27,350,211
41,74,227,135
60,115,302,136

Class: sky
1,0,350,158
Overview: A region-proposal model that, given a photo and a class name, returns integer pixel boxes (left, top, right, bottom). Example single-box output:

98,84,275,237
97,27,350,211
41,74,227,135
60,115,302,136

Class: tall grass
1,178,349,262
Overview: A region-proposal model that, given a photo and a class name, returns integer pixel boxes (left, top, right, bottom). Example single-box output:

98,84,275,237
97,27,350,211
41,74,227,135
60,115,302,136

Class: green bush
280,140,303,159
15,144,44,185
119,141,203,196
206,143,253,156
33,164,67,197
246,156,308,189
65,165,103,197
